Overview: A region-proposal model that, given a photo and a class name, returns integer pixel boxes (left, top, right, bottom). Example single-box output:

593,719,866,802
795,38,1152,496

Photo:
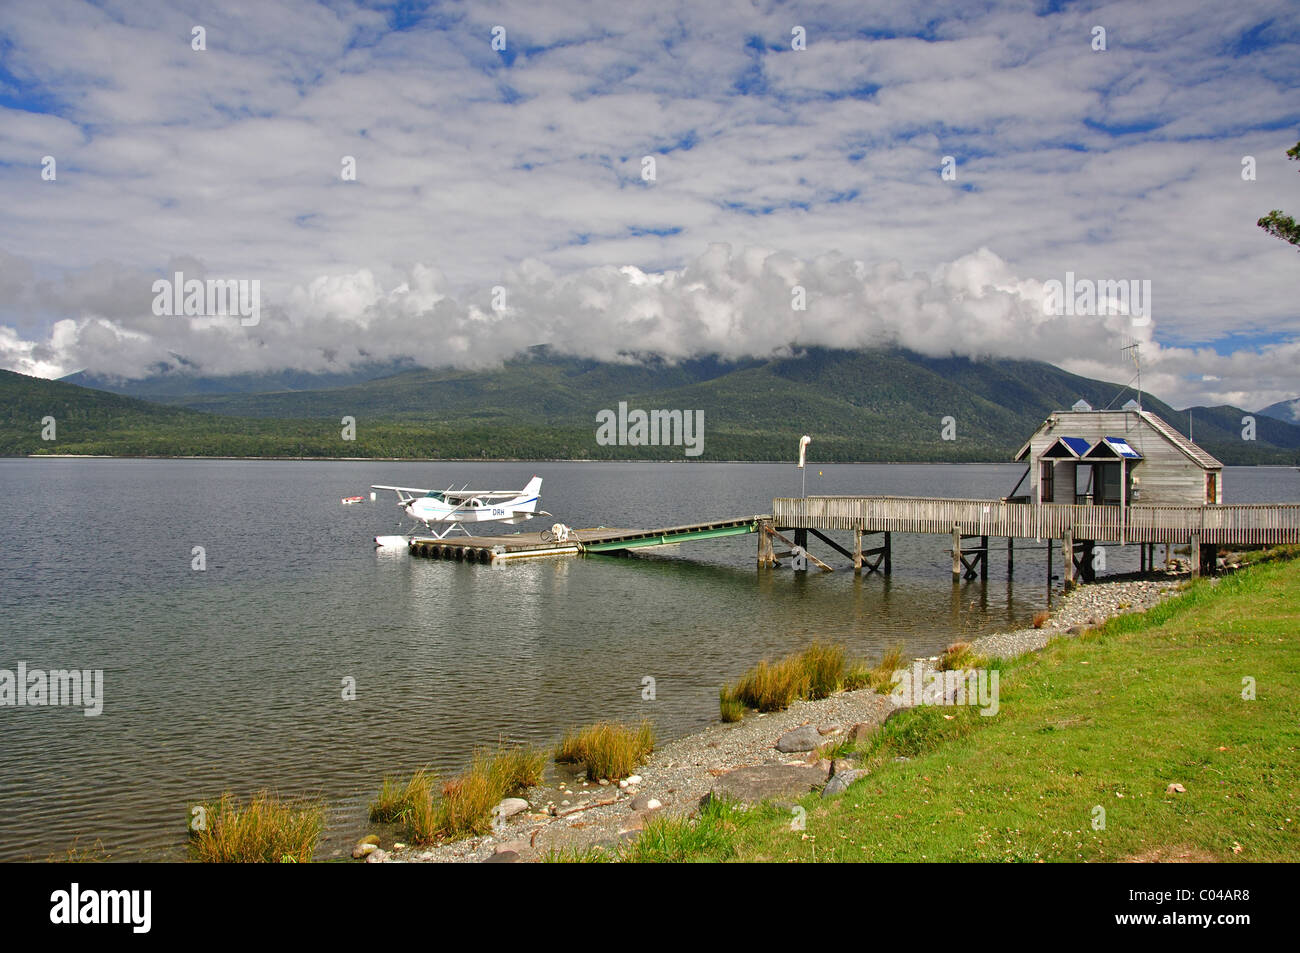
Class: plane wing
437,489,526,500
371,485,431,494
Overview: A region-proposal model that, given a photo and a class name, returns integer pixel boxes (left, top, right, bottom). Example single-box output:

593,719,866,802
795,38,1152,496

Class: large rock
775,725,822,752
822,769,865,798
847,722,876,744
630,795,663,812
703,763,826,805
494,797,530,819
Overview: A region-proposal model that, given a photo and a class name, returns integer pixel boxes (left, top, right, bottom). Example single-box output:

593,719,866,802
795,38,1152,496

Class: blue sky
0,0,1298,409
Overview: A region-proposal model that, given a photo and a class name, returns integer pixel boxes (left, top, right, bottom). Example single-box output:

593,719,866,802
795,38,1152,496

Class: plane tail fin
519,475,542,510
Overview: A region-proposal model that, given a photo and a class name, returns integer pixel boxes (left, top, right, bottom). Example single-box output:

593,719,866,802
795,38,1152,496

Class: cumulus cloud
4,242,1296,409
0,0,1297,408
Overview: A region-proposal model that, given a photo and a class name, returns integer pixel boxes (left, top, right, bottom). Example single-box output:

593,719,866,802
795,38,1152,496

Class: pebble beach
365,570,1187,863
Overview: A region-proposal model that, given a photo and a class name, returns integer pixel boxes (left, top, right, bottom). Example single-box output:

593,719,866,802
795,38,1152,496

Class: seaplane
371,475,546,546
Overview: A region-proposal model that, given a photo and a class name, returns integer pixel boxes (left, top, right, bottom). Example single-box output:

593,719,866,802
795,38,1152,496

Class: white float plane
371,475,545,542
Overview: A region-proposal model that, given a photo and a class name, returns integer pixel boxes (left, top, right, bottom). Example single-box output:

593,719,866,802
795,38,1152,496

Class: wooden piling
1062,529,1074,586
952,526,961,580
1046,539,1053,604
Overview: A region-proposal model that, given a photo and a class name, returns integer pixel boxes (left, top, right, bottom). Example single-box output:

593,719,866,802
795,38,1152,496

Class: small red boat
340,496,365,505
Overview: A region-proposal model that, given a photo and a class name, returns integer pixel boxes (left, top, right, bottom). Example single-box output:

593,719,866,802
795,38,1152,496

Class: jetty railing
772,496,1300,546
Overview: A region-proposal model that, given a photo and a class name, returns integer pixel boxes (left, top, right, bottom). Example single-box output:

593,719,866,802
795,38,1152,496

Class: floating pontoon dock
407,515,768,562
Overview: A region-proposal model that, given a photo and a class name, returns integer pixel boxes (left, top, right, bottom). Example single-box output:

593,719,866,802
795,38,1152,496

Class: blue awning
1042,436,1092,458
1084,437,1143,460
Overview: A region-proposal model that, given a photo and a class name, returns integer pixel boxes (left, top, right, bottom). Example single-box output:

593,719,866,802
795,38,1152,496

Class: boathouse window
1040,461,1054,502
1206,472,1217,504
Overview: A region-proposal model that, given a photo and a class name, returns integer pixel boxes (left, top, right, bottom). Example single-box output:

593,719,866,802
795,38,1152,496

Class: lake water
1,459,1295,861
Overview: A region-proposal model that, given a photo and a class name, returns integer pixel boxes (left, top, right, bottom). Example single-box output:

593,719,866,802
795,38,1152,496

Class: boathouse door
1092,462,1123,506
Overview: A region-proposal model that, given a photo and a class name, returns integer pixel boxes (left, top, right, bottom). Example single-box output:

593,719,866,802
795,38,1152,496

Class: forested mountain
6,347,1298,464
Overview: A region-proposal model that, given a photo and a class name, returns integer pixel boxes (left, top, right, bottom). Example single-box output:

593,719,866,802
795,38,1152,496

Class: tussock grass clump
370,767,436,824
842,662,872,691
188,791,324,863
430,742,546,840
487,743,548,792
1032,610,1050,629
554,720,656,781
801,641,847,699
721,641,849,716
378,742,548,845
727,656,810,712
720,641,906,719
423,770,497,840
718,689,746,723
866,644,905,693
937,641,987,672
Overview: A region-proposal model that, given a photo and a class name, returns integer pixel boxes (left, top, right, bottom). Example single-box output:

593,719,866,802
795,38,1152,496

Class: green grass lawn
627,555,1300,863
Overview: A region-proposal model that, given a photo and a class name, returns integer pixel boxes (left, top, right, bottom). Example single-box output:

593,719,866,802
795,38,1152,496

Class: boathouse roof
1135,409,1222,469
1013,408,1222,470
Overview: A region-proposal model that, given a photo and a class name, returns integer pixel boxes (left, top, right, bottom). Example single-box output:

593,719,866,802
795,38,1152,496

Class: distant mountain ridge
61,358,417,399
9,347,1300,464
1259,397,1300,424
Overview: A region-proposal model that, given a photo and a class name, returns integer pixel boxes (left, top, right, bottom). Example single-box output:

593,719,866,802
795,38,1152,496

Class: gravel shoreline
374,571,1185,863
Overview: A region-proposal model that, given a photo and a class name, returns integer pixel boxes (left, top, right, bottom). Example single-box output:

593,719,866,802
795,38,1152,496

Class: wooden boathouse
1012,402,1224,508
767,406,1293,583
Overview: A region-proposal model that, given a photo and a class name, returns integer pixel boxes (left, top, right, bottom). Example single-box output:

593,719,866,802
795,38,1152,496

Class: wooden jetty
404,493,1300,595
769,496,1300,581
